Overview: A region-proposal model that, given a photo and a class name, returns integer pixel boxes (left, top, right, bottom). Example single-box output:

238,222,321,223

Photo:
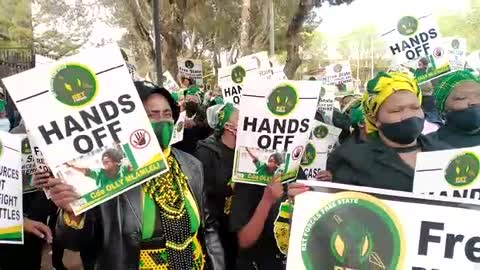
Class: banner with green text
382,13,452,84
287,181,480,270
3,44,168,215
0,131,23,244
232,79,320,185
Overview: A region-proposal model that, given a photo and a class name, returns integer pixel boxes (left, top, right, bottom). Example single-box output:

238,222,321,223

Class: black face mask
185,101,199,116
379,117,424,145
446,105,480,132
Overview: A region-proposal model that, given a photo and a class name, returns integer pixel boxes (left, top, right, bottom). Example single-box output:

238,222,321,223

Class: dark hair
419,57,429,66
102,148,124,163
269,153,284,165
135,81,180,122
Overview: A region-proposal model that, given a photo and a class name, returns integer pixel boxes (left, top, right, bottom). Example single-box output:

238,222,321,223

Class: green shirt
255,161,275,177
87,165,131,188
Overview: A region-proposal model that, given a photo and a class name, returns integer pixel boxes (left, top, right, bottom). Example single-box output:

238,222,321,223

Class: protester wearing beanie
429,70,480,148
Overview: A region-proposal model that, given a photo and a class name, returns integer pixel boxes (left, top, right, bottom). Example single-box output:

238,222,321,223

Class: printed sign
232,80,320,185
287,181,480,270
444,37,467,71
301,121,341,180
162,71,180,92
0,131,23,244
382,13,452,84
178,58,203,86
171,111,186,145
316,85,336,124
414,146,480,202
238,51,277,80
320,61,354,94
218,59,259,106
3,45,168,215
19,135,36,193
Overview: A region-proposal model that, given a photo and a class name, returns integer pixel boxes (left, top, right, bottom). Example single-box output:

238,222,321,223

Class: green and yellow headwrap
186,86,200,96
216,103,235,130
362,71,421,134
349,101,365,126
171,92,180,103
434,70,480,113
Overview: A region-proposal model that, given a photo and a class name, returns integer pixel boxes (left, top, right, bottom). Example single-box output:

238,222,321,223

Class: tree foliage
0,0,33,47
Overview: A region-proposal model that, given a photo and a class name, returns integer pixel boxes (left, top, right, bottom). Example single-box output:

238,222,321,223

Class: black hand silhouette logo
133,131,146,146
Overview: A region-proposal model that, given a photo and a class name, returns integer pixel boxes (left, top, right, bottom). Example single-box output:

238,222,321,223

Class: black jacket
327,135,450,192
56,148,225,270
428,125,480,148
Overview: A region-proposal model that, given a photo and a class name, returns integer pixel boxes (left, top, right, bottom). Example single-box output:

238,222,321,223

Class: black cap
134,81,180,122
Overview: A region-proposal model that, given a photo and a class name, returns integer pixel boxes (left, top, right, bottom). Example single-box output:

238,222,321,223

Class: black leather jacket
56,148,225,270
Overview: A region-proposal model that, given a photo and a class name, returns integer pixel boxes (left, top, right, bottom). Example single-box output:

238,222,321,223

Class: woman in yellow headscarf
327,71,450,191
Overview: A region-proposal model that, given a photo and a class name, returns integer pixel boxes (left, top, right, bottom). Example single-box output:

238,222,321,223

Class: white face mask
0,118,10,132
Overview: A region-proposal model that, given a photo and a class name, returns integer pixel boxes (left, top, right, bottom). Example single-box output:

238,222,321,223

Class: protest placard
2,44,168,215
178,58,203,86
287,181,480,270
232,80,320,185
218,59,259,106
300,121,341,180
320,61,355,94
444,37,467,71
162,71,180,93
414,146,480,202
19,135,36,193
171,111,186,145
238,51,277,80
316,85,336,124
0,131,23,244
382,13,452,84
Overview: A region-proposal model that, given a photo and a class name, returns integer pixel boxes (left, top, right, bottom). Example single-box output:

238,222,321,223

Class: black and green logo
445,152,480,187
176,121,184,133
51,63,97,106
267,84,298,116
231,66,246,84
313,125,329,139
333,64,343,73
397,16,418,36
301,143,316,166
451,39,460,50
301,192,403,270
185,60,194,69
320,86,326,98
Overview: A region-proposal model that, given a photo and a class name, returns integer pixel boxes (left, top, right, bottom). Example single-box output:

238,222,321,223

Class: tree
32,0,97,58
283,0,355,79
0,0,33,47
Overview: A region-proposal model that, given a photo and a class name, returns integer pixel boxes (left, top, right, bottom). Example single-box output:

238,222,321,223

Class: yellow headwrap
362,71,422,134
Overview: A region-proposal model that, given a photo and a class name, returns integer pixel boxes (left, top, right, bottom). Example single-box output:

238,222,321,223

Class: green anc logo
444,152,480,187
185,60,195,69
451,39,460,50
51,63,97,106
301,192,404,270
301,143,316,166
397,16,418,36
231,66,246,84
267,84,298,116
313,125,329,139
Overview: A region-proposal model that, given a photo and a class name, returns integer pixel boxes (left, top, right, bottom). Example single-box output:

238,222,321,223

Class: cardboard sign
171,111,186,145
3,45,168,215
19,135,36,193
178,58,203,86
0,131,23,244
232,80,320,185
301,121,341,180
162,71,180,93
382,13,452,84
238,51,277,80
414,146,480,202
218,60,259,106
444,37,467,71
321,61,354,94
287,181,480,270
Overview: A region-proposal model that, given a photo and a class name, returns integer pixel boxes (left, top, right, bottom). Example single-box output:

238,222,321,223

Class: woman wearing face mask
429,70,480,148
293,72,449,194
195,103,239,269
43,83,225,270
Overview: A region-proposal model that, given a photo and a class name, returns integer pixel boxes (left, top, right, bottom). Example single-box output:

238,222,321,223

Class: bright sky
317,0,470,37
